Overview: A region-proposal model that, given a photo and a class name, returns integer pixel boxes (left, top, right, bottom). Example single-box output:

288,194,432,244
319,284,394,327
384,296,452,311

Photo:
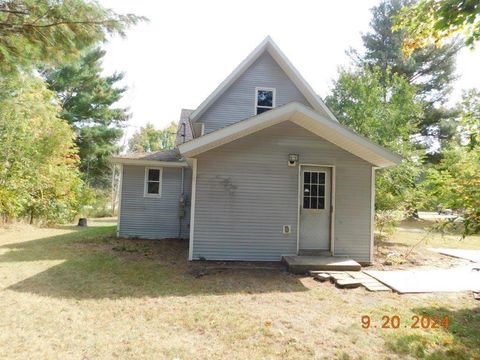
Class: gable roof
189,36,339,123
174,109,195,146
178,102,402,168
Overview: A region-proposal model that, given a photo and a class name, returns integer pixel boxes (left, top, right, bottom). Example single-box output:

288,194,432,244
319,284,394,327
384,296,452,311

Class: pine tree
349,0,462,148
0,0,143,73
43,48,129,187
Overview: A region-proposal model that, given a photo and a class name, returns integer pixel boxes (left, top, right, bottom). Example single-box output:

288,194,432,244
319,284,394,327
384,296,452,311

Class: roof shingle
114,148,182,162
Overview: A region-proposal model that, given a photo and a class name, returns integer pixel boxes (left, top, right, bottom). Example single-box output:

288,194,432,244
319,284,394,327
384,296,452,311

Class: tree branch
0,9,29,15
0,19,121,30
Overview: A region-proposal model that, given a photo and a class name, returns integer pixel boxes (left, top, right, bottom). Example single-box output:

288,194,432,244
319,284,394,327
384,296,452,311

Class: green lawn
0,220,479,359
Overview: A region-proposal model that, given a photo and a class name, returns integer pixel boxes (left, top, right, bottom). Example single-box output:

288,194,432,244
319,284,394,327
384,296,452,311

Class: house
111,37,401,265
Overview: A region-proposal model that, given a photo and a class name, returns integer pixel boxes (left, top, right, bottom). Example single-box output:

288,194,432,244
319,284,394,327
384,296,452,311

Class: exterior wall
192,121,373,262
119,165,191,239
197,52,312,134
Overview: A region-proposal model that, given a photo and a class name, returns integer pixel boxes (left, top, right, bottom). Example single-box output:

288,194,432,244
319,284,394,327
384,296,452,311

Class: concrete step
283,255,361,274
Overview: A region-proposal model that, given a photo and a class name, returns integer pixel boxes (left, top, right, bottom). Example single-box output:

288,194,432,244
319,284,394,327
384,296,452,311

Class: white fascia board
179,102,296,156
189,37,271,122
291,106,402,167
110,157,189,167
265,39,339,122
179,102,402,168
189,36,338,123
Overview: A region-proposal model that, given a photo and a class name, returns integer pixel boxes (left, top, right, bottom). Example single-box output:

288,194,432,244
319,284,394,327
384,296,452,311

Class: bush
80,188,114,218
375,210,406,240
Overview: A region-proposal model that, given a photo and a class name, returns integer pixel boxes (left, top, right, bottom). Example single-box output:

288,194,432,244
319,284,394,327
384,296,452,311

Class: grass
0,219,479,359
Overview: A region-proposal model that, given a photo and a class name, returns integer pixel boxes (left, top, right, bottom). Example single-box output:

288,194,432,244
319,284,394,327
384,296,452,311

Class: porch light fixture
288,154,299,167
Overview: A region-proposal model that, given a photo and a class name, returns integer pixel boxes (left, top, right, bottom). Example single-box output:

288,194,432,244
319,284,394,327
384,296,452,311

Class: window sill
144,194,162,198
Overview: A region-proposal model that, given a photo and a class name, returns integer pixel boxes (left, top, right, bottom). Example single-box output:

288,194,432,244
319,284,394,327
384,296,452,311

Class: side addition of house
112,36,401,265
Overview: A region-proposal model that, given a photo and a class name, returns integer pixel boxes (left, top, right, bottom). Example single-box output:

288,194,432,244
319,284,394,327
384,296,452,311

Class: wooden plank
347,271,367,277
335,279,362,289
330,273,353,283
363,283,391,292
313,273,331,282
310,270,350,275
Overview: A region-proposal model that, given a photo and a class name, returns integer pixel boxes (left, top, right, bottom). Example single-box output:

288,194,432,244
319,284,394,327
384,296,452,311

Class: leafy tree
0,0,144,73
422,146,480,236
421,89,480,236
458,88,480,148
349,0,462,150
43,47,129,187
0,74,84,223
395,0,480,55
128,122,177,153
326,66,424,211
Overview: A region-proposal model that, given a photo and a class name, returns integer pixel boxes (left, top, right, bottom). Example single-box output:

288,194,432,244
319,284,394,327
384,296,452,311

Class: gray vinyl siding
192,121,373,263
119,165,191,239
197,52,312,134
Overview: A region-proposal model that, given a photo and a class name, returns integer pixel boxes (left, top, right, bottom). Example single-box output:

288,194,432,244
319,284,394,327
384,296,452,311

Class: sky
100,0,480,143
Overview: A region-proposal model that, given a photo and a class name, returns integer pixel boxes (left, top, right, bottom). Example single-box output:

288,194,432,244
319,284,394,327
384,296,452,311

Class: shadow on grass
385,306,480,360
0,225,307,299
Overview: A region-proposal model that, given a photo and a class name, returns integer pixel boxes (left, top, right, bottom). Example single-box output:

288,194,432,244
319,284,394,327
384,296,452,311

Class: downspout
178,167,185,238
178,122,187,238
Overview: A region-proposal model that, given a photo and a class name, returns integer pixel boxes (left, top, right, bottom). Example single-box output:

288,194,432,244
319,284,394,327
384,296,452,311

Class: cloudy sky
100,0,480,142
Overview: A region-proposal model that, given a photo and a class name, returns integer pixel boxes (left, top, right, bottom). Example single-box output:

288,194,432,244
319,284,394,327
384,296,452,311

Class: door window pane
318,197,325,209
318,172,325,183
303,197,310,209
319,185,325,196
304,172,310,184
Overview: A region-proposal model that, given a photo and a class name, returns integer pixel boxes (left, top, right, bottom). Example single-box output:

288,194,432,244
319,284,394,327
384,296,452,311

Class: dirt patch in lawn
373,238,471,270
371,219,480,271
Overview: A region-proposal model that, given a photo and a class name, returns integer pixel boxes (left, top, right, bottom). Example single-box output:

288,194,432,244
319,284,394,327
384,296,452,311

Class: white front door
299,166,331,251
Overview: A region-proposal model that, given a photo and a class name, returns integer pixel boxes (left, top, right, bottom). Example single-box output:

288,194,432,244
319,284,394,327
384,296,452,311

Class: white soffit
189,36,339,123
179,102,402,168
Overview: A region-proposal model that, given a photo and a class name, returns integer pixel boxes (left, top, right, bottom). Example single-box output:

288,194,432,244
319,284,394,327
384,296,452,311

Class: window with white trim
144,167,162,197
255,87,275,114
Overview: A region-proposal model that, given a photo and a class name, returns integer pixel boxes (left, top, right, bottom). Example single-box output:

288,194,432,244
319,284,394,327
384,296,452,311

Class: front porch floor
282,255,361,274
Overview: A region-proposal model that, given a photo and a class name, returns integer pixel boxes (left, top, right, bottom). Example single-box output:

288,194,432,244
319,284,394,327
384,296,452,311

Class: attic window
255,87,275,115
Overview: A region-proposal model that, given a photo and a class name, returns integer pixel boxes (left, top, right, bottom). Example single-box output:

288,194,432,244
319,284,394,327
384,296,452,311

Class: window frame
255,87,276,115
302,170,327,211
144,167,163,198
